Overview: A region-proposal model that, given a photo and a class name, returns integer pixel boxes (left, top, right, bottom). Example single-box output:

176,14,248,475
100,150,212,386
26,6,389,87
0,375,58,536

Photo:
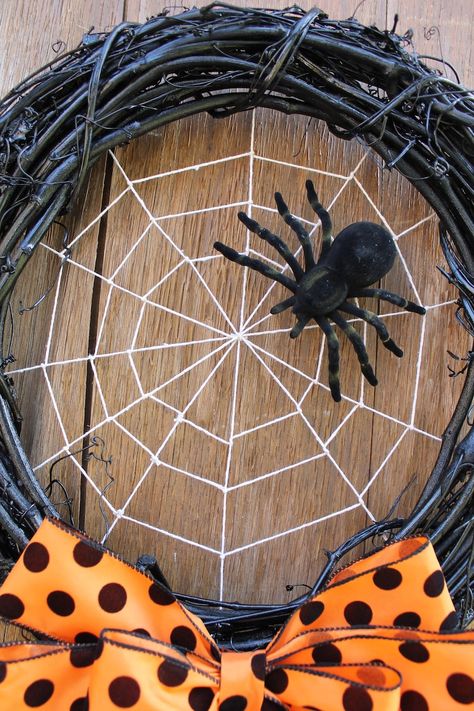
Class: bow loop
0,518,472,710
0,518,215,658
271,536,455,651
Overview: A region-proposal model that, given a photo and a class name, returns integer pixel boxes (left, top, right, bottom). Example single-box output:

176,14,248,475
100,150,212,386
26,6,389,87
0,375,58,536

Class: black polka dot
440,611,458,631
393,611,421,628
24,679,54,707
157,659,188,687
148,582,174,606
132,628,151,637
400,690,429,711
344,601,373,625
219,696,247,711
251,652,266,680
0,661,6,683
70,642,102,668
266,668,289,694
399,641,430,663
373,567,402,590
423,570,444,597
299,600,325,625
446,673,474,704
0,593,24,619
75,632,98,644
108,676,140,707
70,696,89,711
312,642,342,664
98,583,127,612
342,686,373,711
47,590,75,616
188,687,215,711
73,541,103,567
23,542,49,572
170,625,197,651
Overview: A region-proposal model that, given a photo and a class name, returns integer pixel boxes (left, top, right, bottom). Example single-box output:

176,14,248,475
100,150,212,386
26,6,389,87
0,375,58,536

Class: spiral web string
7,115,455,598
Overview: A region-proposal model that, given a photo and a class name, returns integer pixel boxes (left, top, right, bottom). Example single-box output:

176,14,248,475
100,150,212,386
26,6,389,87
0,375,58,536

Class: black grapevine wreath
0,4,472,663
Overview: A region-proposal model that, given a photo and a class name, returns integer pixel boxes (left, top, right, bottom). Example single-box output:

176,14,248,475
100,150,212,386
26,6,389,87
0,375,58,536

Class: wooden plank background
1,0,473,642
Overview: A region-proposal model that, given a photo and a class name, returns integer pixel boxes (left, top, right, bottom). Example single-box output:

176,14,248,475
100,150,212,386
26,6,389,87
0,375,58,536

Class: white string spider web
6,110,468,602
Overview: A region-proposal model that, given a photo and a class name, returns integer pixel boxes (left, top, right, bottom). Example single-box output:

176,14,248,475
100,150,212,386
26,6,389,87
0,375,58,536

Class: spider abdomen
325,221,396,289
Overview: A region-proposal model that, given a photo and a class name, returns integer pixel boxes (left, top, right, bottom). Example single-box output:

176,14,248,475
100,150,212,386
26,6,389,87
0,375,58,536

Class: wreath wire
0,4,472,645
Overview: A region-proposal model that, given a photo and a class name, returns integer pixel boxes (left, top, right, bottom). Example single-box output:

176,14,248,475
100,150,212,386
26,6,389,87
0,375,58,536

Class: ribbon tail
0,643,90,710
268,627,474,711
272,663,402,711
0,630,221,711
90,630,219,710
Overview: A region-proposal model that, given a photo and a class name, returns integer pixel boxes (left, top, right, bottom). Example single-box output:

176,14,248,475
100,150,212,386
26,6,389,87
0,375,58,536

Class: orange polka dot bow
0,519,473,710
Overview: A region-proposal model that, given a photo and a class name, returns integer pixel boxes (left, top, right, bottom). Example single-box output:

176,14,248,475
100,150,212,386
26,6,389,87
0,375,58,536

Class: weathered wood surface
0,0,472,643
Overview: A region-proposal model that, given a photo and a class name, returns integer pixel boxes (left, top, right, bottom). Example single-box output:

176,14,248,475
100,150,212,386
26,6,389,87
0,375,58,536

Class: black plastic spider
214,181,426,402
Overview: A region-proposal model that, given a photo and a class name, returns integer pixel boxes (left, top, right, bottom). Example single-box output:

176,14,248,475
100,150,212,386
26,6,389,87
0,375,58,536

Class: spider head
294,265,348,317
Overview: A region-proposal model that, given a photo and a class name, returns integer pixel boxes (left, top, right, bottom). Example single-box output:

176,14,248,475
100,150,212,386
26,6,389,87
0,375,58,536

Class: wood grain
0,0,472,639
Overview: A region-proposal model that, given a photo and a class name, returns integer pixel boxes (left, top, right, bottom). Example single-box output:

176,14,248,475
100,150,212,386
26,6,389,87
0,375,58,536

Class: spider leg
315,315,341,402
274,191,316,270
331,311,378,387
270,296,296,315
339,301,403,357
214,242,298,293
238,212,304,280
305,180,332,259
350,288,426,315
290,313,311,339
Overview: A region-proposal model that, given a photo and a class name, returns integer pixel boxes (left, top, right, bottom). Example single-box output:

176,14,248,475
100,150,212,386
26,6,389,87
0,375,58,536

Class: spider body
290,223,397,318
214,181,425,402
